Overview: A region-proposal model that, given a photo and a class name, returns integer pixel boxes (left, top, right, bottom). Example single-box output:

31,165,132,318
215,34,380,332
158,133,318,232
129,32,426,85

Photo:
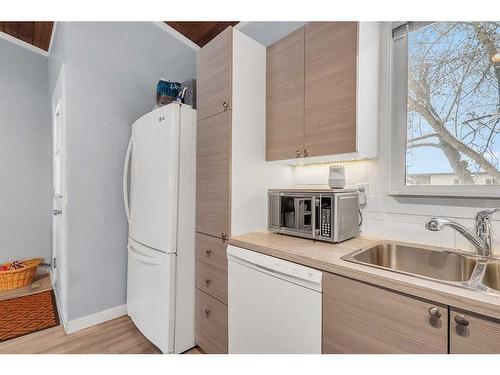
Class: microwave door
295,197,314,235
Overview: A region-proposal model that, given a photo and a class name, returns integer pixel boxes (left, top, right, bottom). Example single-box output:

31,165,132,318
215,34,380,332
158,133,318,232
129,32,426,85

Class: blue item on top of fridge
156,80,181,106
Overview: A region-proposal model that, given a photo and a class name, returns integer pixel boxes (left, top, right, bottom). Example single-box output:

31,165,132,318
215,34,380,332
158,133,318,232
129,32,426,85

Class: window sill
388,188,500,199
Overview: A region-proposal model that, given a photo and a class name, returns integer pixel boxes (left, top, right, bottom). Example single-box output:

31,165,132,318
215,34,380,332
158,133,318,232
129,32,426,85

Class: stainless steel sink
482,262,500,292
343,242,477,284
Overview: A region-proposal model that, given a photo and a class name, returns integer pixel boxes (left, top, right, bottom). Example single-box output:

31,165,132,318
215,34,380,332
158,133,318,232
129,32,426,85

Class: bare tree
406,22,500,184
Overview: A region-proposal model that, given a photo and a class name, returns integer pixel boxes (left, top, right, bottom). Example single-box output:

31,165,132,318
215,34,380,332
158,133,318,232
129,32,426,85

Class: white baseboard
64,305,127,334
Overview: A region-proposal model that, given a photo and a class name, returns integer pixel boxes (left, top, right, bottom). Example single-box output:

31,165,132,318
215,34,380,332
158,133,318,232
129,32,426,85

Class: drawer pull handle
205,249,212,257
295,150,301,158
455,315,469,327
205,279,212,287
204,309,210,318
222,102,229,111
428,307,442,319
221,233,228,241
303,149,309,157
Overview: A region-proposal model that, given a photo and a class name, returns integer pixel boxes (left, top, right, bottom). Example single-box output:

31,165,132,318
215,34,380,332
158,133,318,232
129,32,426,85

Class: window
389,22,500,197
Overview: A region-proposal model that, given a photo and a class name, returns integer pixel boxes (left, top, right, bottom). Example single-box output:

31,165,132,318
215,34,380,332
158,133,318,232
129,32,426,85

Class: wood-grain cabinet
195,26,233,354
197,26,232,121
450,308,500,354
323,273,448,354
266,22,380,162
195,27,266,354
323,273,500,354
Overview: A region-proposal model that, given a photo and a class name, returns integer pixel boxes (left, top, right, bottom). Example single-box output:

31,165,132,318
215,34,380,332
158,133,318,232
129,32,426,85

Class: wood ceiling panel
0,21,53,51
165,21,239,47
0,21,235,52
33,22,53,51
1,22,19,37
18,22,34,44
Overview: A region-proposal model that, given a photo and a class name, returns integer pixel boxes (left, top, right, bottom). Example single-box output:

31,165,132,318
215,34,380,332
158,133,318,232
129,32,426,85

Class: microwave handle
313,197,320,238
311,198,316,238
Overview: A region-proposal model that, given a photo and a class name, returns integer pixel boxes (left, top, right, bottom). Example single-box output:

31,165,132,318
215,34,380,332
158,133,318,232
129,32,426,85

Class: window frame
387,22,500,198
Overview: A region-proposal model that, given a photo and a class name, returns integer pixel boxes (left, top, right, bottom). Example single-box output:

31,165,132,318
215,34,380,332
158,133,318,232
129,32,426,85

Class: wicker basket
0,258,44,292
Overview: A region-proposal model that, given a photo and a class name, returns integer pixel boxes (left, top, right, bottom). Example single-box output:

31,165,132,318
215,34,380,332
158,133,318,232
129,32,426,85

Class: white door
124,104,180,253
52,99,67,319
127,238,176,353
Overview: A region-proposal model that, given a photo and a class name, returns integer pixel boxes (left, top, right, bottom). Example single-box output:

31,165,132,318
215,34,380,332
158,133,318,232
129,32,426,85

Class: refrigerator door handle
123,137,133,222
128,243,162,265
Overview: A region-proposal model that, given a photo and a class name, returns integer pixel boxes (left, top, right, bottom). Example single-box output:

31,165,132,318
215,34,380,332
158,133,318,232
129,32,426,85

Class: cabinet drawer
196,260,228,304
195,232,228,271
195,288,228,354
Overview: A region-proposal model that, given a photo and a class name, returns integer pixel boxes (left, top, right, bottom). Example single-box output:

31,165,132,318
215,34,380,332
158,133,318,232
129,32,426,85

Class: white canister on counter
328,166,345,189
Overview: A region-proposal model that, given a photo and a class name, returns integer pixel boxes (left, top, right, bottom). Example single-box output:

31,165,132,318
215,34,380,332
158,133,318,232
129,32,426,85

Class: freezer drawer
227,246,322,354
127,238,176,353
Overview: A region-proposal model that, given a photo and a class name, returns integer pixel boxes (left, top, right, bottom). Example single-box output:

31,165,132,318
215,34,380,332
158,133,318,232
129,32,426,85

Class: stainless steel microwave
268,189,360,243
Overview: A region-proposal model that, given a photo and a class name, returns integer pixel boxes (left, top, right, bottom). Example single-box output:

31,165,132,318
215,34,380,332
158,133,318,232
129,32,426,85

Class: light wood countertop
229,232,500,320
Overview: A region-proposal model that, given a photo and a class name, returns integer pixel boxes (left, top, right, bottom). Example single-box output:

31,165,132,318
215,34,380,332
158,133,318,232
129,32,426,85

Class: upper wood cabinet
450,308,500,354
196,110,231,239
323,273,448,354
304,22,357,157
266,22,380,162
266,27,305,161
197,26,232,120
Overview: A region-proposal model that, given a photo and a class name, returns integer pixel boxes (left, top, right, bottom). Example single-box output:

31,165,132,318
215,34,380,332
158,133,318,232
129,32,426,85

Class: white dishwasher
227,245,322,354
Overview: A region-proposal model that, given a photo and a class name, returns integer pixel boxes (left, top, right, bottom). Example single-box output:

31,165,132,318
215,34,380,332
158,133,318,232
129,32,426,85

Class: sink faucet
425,209,500,257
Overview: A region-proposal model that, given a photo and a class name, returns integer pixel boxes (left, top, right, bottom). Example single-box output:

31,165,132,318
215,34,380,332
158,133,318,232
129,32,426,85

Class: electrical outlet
356,183,368,207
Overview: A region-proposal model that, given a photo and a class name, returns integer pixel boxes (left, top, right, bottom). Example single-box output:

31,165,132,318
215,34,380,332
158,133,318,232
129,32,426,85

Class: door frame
51,65,68,324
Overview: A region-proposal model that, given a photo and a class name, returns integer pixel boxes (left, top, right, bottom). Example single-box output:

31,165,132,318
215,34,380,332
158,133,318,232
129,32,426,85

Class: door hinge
53,257,57,269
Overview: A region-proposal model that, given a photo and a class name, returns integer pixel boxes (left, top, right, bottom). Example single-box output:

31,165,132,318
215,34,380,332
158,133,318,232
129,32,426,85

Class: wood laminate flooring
0,315,203,354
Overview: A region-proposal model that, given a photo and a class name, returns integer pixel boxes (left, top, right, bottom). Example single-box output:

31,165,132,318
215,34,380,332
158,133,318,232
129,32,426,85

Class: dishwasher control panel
226,245,323,289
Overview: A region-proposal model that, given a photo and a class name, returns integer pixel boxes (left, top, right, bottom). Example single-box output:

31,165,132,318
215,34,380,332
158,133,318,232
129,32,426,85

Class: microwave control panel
320,197,332,238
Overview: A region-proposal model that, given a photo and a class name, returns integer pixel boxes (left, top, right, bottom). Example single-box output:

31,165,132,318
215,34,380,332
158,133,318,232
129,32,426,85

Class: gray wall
0,38,50,264
49,22,197,320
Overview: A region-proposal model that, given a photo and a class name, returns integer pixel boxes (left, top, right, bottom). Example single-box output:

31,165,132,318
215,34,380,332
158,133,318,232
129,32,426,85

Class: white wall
231,30,293,236
237,22,306,47
0,37,51,264
48,22,197,321
291,22,500,255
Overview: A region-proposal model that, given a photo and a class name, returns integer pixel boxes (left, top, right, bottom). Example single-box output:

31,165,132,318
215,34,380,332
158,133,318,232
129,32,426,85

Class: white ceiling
236,21,306,46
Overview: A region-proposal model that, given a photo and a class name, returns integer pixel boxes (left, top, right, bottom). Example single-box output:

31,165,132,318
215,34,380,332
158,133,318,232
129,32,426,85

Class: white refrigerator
123,103,196,354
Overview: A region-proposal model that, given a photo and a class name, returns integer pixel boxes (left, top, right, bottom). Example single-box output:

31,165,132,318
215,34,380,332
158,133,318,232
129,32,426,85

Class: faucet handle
475,208,500,223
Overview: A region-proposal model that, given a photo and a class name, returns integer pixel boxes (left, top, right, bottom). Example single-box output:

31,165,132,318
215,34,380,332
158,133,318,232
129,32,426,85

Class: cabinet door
450,308,500,354
304,22,357,157
266,27,305,161
196,111,231,238
197,26,232,120
323,273,448,354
